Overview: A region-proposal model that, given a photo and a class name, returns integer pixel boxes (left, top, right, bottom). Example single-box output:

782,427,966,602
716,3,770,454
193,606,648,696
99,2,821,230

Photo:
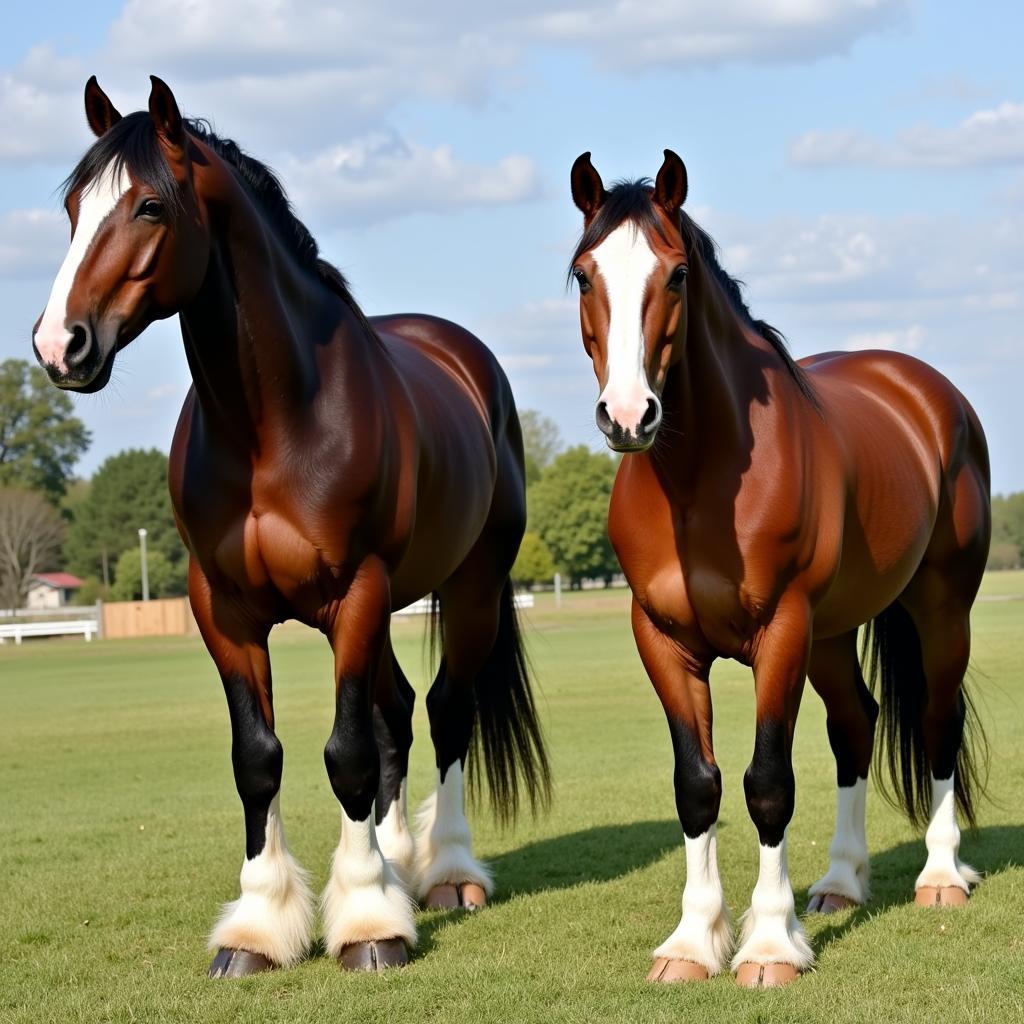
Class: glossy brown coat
570,151,990,983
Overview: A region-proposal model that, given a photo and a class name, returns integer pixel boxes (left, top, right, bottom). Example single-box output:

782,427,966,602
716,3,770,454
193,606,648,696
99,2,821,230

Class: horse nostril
640,397,662,435
65,323,93,367
596,400,614,437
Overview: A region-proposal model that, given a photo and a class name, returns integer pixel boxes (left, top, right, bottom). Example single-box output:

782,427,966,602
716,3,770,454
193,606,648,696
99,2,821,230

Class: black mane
569,179,817,406
61,112,362,311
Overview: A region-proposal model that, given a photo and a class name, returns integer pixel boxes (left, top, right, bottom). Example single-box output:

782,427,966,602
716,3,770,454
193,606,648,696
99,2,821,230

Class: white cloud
526,0,908,70
790,101,1024,168
843,324,924,351
284,130,541,226
0,0,909,163
0,208,66,277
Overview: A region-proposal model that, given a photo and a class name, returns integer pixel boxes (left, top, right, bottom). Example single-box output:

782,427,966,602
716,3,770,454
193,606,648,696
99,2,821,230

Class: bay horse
569,151,990,987
32,76,550,977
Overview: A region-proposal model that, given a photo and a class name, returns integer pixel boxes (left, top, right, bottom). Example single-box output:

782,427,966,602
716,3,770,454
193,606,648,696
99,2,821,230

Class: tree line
0,359,188,608
2,355,1020,609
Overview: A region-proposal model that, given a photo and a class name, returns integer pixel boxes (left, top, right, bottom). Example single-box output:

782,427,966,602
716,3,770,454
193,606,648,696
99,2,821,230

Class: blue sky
2,1,1022,492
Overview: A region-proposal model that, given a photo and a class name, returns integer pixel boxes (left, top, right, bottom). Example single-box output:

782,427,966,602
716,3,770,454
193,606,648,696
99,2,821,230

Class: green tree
518,410,563,486
991,492,1024,559
64,449,187,590
110,547,186,601
512,531,555,587
0,359,91,502
528,445,618,587
987,541,1020,571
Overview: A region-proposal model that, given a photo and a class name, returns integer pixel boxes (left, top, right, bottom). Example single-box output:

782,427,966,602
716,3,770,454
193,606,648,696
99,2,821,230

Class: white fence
0,618,99,644
0,604,100,620
393,594,534,616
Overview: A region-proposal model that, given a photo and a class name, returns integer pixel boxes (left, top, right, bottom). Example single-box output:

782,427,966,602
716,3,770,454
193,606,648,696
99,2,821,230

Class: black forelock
61,112,180,215
58,110,375,327
568,178,818,407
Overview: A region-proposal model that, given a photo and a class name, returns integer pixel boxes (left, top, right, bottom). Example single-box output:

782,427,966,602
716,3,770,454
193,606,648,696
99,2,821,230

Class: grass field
2,578,1023,1023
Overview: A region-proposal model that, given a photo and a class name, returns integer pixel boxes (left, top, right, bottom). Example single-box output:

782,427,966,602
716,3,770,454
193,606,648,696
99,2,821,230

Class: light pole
138,528,150,602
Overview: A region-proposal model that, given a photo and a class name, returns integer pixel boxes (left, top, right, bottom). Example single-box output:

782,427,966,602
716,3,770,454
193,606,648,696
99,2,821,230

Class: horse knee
223,678,283,857
743,722,795,847
426,668,476,773
675,758,722,838
667,721,722,837
324,679,379,821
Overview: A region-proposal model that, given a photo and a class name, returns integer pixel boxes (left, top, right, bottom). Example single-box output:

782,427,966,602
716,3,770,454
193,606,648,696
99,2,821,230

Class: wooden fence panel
101,598,198,639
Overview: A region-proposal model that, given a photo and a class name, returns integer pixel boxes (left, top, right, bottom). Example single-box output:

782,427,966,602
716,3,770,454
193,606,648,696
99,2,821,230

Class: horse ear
571,152,607,218
84,76,121,137
654,149,688,215
148,75,185,150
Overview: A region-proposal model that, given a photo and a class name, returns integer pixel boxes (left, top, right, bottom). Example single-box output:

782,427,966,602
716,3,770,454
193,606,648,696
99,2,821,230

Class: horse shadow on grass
794,823,1024,959
415,818,682,954
416,820,1024,959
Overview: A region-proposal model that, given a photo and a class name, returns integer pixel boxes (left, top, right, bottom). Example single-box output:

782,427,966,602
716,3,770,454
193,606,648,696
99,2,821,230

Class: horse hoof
425,883,488,911
915,885,969,908
208,947,275,978
807,892,857,914
647,958,710,983
461,883,487,911
337,938,409,972
735,962,801,988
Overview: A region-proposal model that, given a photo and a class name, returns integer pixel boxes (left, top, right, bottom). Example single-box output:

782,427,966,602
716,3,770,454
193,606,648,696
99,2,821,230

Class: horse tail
862,602,986,828
467,579,551,826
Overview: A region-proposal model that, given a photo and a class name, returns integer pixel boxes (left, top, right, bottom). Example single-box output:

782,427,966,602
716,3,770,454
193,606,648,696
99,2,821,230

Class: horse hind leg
372,639,416,887
806,631,877,913
900,595,983,906
415,579,503,911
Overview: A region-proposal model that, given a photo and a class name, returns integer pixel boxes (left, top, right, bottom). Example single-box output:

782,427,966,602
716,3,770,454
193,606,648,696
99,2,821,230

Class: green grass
2,584,1022,1024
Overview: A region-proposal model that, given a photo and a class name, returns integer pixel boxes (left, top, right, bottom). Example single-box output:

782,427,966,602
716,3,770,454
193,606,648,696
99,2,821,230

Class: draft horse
569,150,990,987
33,76,549,977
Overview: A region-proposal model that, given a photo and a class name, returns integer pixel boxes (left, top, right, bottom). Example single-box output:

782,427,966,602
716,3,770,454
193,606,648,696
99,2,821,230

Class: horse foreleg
191,569,313,977
371,640,416,888
733,597,814,988
633,601,731,983
322,557,416,970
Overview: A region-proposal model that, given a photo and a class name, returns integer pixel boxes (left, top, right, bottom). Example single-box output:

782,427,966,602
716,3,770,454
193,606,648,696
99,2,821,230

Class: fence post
95,599,104,640
554,572,562,609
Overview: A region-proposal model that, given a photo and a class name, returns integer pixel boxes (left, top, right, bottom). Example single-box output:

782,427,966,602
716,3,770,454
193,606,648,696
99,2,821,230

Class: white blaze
35,161,128,371
591,221,659,432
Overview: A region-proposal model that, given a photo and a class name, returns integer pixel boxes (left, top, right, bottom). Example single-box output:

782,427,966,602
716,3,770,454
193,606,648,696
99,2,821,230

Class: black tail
861,602,987,828
431,582,551,826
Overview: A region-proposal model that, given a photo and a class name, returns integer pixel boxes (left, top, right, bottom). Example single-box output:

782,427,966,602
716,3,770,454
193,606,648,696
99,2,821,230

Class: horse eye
573,268,591,293
137,199,164,220
668,265,688,290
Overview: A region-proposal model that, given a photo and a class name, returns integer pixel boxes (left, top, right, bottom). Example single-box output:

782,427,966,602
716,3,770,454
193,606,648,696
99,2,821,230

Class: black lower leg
425,657,475,780
826,679,879,787
324,675,380,822
925,694,966,781
744,720,795,848
373,653,415,824
667,717,722,839
223,675,283,860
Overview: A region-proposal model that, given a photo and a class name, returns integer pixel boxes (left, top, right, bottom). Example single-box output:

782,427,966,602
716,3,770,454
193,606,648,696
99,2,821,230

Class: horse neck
178,180,347,450
654,256,792,495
